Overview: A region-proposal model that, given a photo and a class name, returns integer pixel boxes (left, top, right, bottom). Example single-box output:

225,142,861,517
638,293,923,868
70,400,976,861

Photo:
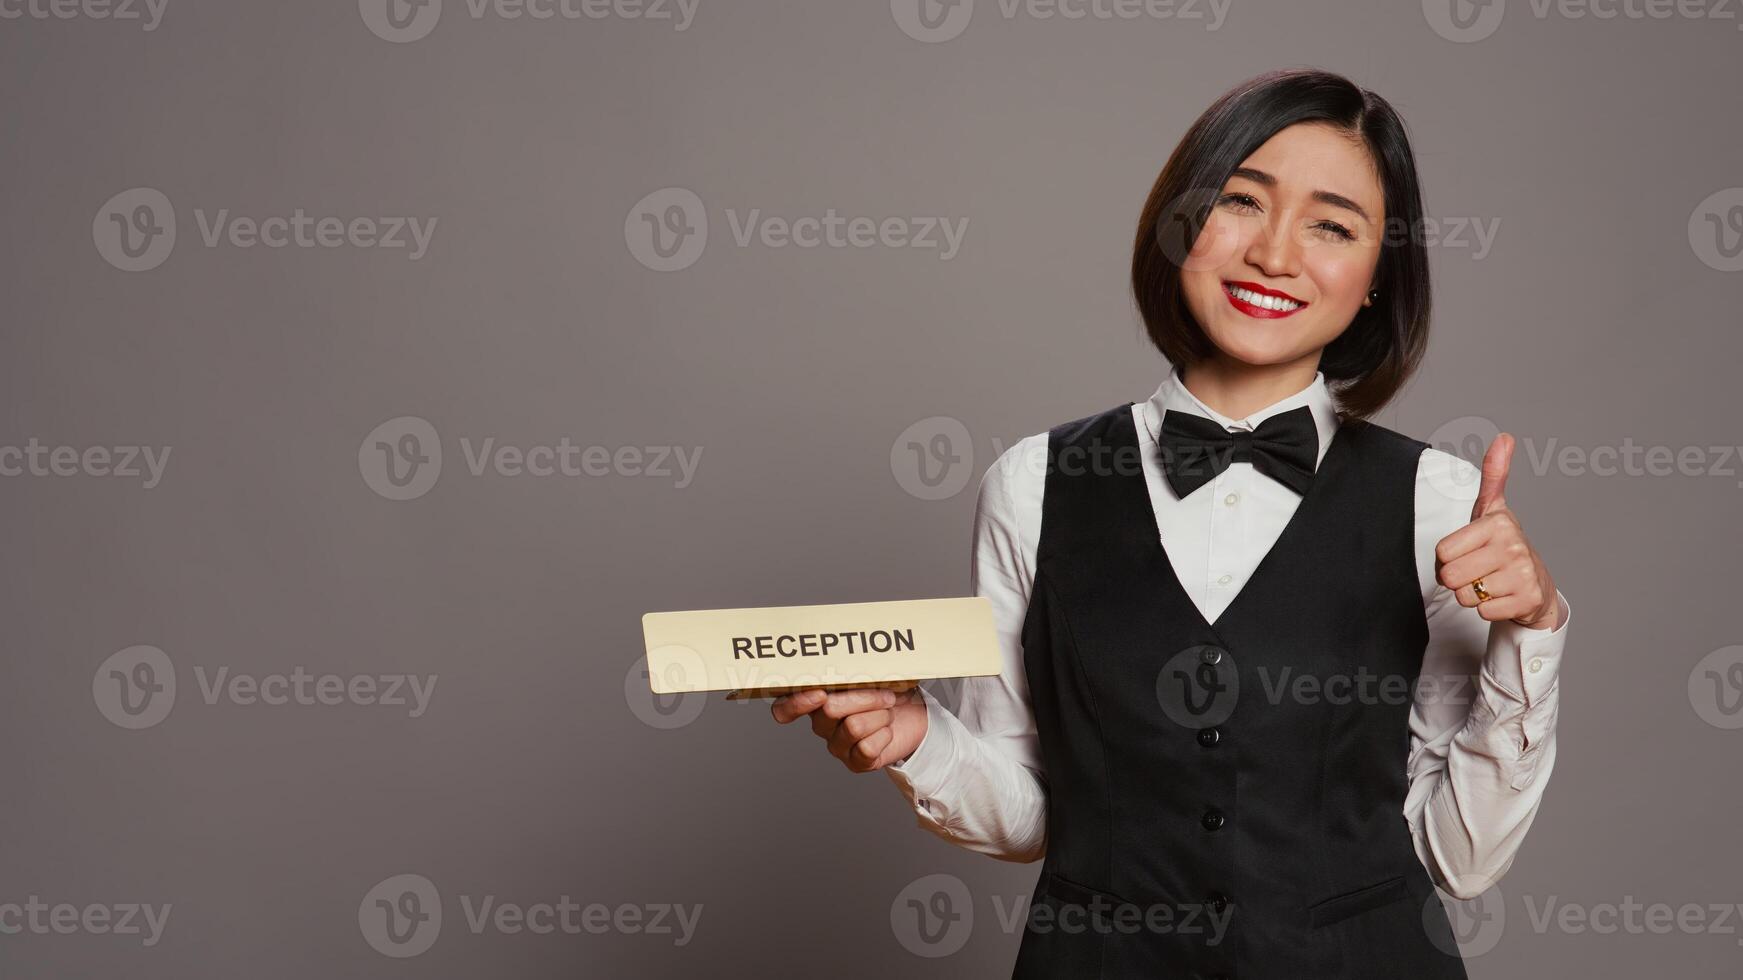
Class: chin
1200,322,1313,368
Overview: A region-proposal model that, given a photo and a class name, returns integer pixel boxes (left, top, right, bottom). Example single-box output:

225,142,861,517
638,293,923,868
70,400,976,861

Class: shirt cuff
884,684,961,822
1483,588,1570,709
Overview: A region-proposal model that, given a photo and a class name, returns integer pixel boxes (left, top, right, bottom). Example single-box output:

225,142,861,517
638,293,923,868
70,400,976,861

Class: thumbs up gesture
1434,433,1563,630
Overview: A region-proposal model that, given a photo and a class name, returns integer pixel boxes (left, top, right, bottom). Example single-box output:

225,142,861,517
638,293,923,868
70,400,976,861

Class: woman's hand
1435,433,1564,630
771,687,930,773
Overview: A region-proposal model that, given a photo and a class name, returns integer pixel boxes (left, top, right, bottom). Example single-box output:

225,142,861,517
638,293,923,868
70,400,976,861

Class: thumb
1472,432,1513,520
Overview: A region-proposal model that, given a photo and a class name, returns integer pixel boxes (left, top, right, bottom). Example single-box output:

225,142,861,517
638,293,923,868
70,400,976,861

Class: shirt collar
1139,363,1342,470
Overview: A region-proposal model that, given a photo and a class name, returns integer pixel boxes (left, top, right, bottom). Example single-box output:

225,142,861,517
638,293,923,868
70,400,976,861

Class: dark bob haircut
1131,67,1431,419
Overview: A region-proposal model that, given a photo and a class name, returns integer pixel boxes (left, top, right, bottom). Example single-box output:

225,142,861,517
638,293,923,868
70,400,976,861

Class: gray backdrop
4,0,1741,977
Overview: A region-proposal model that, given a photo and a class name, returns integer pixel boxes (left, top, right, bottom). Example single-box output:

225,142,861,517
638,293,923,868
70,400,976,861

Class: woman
772,67,1569,979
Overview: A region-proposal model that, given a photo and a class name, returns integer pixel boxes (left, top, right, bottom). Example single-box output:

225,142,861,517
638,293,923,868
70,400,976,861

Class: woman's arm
1404,447,1571,900
884,437,1050,863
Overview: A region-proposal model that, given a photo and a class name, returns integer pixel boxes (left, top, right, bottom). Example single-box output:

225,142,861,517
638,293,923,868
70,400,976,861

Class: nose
1243,207,1303,280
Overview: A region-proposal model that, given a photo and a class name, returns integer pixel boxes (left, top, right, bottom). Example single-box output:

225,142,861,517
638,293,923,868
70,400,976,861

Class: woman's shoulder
981,401,1140,496
1335,416,1483,519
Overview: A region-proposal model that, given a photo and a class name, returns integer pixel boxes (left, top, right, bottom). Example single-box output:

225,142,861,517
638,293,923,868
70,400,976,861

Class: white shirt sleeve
1404,447,1570,900
882,436,1049,863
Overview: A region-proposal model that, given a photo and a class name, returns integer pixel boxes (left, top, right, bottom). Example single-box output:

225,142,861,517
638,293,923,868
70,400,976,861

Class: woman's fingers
1439,542,1503,598
807,689,898,734
827,707,893,758
847,726,896,772
774,687,906,772
770,688,828,724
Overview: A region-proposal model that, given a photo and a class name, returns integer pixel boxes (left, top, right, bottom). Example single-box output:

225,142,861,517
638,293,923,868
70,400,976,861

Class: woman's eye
1217,192,1261,212
1313,221,1356,242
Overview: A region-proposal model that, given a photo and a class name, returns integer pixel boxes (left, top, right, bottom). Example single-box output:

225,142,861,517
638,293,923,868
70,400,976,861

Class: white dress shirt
885,365,1570,901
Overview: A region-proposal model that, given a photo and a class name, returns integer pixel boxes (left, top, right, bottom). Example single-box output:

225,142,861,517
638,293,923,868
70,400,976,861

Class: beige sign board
641,596,1002,699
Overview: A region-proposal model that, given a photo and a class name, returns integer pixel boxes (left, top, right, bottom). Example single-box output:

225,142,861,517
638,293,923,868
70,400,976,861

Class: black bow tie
1158,404,1319,499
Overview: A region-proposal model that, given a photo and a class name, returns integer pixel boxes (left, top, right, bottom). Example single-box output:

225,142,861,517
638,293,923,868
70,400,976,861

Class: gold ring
1471,577,1492,602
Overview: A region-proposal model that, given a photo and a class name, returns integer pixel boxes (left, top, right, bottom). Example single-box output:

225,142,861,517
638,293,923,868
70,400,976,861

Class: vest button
1199,646,1224,666
1206,891,1230,913
1196,726,1221,747
1201,808,1225,831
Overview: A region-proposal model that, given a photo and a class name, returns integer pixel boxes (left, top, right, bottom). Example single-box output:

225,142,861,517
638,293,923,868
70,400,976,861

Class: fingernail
883,691,897,705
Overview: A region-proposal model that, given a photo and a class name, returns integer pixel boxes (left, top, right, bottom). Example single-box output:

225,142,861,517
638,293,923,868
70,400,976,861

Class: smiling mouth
1223,280,1307,319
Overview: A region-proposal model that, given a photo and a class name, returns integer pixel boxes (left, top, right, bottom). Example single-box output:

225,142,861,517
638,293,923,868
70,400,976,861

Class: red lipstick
1223,280,1308,320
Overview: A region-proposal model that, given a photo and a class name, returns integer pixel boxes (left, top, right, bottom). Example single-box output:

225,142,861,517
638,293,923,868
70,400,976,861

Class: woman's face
1179,121,1387,370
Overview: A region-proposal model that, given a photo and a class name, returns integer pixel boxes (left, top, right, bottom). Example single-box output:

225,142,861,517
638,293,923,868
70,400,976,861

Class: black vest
1011,402,1469,980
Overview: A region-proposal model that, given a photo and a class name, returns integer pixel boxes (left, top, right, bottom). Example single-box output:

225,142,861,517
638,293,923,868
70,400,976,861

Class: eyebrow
1228,167,1373,223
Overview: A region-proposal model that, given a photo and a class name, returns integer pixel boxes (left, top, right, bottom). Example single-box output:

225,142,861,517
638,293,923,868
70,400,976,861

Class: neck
1179,351,1321,421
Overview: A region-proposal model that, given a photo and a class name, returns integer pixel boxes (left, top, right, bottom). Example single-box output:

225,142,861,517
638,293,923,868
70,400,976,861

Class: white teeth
1227,285,1302,311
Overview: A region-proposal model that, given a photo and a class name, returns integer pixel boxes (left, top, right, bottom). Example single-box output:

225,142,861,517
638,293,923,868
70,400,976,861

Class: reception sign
641,596,1001,699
